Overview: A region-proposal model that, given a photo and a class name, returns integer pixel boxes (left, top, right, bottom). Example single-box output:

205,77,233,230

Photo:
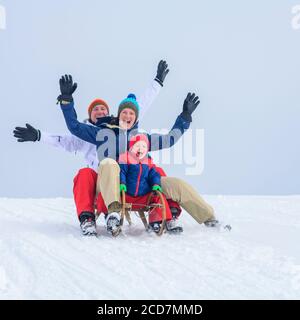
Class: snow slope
0,196,300,300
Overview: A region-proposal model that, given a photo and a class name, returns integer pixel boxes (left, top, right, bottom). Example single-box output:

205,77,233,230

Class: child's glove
120,184,127,192
152,185,162,193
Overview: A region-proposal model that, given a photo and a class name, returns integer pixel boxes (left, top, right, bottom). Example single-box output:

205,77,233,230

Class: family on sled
14,61,219,237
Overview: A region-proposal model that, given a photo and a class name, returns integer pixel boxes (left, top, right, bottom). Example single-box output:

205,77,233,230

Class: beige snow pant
96,158,121,213
96,158,215,222
161,177,215,224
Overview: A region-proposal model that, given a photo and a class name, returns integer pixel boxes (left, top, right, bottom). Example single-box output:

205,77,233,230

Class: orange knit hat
87,99,109,118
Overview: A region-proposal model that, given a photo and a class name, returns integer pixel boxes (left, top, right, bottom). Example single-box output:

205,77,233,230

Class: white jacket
40,80,162,172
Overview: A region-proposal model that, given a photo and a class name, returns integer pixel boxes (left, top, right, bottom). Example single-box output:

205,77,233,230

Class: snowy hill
0,196,300,300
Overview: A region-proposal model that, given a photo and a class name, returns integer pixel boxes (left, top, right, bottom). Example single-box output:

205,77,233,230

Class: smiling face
119,108,136,130
130,140,148,160
90,105,109,123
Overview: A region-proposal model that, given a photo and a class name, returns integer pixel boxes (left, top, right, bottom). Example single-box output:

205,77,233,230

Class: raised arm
13,123,87,152
148,92,200,151
138,60,169,120
40,132,87,152
58,75,99,145
13,124,41,142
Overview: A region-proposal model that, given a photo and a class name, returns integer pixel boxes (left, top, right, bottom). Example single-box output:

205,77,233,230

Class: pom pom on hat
127,93,136,100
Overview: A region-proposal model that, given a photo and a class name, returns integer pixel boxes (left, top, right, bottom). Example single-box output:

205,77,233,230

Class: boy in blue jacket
117,133,183,234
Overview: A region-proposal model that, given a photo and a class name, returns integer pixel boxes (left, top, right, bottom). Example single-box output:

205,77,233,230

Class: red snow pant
73,168,98,218
73,167,181,220
96,192,172,224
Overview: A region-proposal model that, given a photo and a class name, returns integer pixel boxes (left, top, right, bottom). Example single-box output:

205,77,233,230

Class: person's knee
162,176,182,186
98,158,120,176
74,167,96,184
98,158,119,173
100,158,118,166
161,177,186,195
77,167,96,176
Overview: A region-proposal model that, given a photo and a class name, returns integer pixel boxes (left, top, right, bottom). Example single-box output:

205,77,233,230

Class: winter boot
204,219,232,231
169,207,184,233
204,219,220,227
170,207,180,219
105,212,121,236
79,212,97,236
166,219,183,233
148,222,161,233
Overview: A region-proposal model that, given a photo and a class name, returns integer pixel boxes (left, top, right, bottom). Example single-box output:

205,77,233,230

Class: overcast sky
0,0,300,197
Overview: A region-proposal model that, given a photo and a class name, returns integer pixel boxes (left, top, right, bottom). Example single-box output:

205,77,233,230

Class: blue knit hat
118,93,140,120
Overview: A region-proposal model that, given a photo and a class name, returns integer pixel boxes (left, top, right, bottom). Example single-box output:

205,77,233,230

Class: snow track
0,196,299,299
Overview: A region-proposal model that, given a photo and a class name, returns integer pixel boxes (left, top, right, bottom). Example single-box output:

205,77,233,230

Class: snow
0,196,300,300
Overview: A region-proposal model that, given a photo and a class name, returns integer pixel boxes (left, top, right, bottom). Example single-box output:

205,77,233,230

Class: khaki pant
96,158,121,213
97,158,215,223
161,177,215,224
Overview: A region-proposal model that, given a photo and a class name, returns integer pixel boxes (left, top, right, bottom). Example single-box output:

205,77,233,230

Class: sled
115,190,167,237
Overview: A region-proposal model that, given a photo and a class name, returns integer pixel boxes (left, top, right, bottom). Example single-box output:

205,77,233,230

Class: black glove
180,92,200,122
155,60,169,86
57,74,77,104
13,124,41,142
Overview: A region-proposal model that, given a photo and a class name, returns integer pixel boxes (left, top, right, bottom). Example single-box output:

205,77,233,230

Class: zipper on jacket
134,163,142,197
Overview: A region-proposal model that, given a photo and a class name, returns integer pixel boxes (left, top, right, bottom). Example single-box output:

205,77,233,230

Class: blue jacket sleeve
119,164,128,185
60,102,99,145
148,114,190,151
148,167,161,187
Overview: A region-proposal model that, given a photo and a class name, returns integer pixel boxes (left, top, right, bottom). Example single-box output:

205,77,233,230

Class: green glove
120,184,127,192
152,185,162,193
